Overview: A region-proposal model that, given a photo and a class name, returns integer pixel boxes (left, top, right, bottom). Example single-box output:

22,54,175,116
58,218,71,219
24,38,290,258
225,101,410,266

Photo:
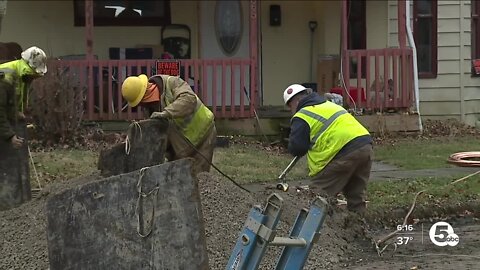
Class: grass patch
367,174,480,218
213,144,308,184
31,149,98,187
374,136,480,170
28,142,480,220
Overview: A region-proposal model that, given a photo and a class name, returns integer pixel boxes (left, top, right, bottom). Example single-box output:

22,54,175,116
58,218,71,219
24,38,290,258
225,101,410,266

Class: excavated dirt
1,171,479,269
0,171,367,270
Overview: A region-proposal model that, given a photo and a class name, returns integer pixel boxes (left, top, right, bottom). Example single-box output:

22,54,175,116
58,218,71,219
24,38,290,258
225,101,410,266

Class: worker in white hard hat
121,74,216,176
0,46,47,112
283,84,373,214
0,46,47,148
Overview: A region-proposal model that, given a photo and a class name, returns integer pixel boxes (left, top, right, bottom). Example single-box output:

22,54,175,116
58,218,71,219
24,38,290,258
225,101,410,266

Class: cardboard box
317,55,341,94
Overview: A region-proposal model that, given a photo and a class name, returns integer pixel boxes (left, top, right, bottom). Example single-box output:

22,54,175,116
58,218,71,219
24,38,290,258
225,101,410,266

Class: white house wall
389,0,480,126
260,0,389,106
0,0,199,59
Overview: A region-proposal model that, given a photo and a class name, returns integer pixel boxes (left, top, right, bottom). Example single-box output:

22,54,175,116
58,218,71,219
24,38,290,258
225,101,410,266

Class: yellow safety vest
155,75,214,146
0,59,37,112
293,101,370,176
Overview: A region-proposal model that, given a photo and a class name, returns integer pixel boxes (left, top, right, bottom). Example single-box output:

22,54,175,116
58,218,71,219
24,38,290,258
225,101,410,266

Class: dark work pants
310,144,373,213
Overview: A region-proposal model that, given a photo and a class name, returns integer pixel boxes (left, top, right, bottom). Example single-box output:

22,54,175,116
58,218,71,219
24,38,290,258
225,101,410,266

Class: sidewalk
244,161,480,192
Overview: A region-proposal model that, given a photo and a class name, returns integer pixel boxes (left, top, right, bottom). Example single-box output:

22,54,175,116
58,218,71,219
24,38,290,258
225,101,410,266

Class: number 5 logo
429,221,459,247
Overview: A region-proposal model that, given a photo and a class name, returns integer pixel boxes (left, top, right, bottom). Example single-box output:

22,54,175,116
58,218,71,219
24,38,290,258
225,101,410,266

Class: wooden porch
44,0,416,125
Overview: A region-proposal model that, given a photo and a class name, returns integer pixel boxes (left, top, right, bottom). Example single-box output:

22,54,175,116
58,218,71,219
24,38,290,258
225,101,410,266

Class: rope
135,167,160,238
124,121,143,155
28,146,42,190
374,190,424,256
448,151,480,167
169,123,251,193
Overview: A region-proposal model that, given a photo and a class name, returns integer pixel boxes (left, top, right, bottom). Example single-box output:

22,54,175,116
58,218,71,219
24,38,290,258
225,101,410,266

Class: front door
199,0,250,107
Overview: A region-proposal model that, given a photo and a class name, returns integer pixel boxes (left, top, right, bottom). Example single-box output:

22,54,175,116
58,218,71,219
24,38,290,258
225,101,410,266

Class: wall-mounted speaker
270,5,281,26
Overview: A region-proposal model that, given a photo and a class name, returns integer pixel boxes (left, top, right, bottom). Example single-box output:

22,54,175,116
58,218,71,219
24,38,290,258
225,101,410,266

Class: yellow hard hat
121,74,148,107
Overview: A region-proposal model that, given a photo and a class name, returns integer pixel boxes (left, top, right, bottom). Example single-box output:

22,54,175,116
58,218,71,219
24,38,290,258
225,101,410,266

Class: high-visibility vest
293,101,370,176
153,75,214,146
0,59,37,112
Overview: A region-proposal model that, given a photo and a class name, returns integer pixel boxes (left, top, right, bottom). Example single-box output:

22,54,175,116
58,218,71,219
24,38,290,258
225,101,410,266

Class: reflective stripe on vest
293,101,370,176
160,75,214,146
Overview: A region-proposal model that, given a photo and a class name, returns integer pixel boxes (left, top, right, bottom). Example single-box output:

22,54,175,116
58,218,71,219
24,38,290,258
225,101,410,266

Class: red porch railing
341,48,415,111
47,58,256,121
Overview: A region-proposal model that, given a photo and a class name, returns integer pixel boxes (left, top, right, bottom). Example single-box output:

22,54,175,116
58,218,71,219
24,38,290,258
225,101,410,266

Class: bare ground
1,171,479,270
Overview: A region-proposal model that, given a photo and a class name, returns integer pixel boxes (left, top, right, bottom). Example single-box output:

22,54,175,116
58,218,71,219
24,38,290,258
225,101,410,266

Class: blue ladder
225,194,328,270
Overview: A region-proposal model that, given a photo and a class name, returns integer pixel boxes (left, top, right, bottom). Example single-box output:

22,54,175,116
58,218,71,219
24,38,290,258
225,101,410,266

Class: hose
447,152,480,167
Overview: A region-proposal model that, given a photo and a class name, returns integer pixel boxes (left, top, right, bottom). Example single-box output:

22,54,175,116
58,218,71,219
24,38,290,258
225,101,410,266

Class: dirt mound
1,171,367,270
199,174,368,269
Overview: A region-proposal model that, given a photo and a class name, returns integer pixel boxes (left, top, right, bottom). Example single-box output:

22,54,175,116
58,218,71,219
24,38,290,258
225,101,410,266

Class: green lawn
213,144,307,184
374,136,480,170
29,136,480,218
368,175,480,208
30,149,99,187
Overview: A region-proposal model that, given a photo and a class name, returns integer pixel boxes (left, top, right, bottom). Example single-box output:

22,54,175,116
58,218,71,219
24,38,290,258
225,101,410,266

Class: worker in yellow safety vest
0,46,47,113
121,74,216,175
0,46,47,149
284,84,373,214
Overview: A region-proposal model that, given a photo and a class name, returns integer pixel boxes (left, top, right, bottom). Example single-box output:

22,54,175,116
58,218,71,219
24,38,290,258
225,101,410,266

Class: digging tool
276,156,299,192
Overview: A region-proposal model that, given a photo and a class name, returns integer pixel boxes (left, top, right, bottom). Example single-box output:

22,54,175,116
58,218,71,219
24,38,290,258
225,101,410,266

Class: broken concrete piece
0,122,31,211
45,159,209,270
98,119,168,177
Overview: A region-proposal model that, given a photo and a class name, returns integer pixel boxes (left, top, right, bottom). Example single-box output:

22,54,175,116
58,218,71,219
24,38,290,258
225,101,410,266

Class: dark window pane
416,18,432,73
348,23,364,49
416,0,432,15
348,0,364,19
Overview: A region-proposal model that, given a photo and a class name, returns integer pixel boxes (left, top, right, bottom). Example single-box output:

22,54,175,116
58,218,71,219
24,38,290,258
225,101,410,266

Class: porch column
85,0,94,60
249,0,258,115
85,0,94,120
397,0,407,48
341,0,349,90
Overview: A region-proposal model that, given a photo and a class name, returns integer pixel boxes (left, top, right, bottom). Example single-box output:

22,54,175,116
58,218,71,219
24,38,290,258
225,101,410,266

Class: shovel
276,156,299,192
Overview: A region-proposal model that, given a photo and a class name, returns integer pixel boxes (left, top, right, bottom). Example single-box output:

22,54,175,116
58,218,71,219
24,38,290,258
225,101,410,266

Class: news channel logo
429,221,460,247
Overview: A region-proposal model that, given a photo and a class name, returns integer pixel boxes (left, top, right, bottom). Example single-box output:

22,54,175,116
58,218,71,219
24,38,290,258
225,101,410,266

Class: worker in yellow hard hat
121,74,216,176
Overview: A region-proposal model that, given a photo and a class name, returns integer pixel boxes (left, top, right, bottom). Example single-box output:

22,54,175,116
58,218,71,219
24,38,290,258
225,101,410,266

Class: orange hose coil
447,151,480,167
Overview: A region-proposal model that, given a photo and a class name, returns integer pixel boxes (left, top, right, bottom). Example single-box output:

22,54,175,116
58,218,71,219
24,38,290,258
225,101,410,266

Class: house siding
0,0,200,59
389,0,480,126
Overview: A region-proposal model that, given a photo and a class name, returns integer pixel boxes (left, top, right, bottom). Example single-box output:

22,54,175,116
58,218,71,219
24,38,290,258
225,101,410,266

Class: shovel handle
278,156,299,180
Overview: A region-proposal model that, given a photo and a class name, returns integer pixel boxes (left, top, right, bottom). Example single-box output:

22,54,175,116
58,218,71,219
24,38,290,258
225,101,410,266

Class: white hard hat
283,84,307,105
21,46,47,75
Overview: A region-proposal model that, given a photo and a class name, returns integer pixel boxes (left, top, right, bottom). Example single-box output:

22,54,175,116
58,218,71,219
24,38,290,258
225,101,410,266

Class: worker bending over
284,84,373,214
121,74,216,175
0,46,47,148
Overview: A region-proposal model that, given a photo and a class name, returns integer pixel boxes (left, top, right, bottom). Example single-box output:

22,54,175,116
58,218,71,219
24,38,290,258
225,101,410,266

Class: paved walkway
244,161,480,192
370,161,480,181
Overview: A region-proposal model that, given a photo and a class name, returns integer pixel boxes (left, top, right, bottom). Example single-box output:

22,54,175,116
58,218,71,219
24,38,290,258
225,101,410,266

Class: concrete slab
370,166,480,181
243,161,480,193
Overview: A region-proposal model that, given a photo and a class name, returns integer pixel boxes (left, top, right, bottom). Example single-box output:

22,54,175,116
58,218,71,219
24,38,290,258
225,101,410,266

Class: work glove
150,111,170,119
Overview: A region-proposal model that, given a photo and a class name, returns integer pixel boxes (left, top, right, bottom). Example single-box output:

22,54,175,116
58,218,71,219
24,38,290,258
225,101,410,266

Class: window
413,0,437,78
347,0,366,78
73,0,171,26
